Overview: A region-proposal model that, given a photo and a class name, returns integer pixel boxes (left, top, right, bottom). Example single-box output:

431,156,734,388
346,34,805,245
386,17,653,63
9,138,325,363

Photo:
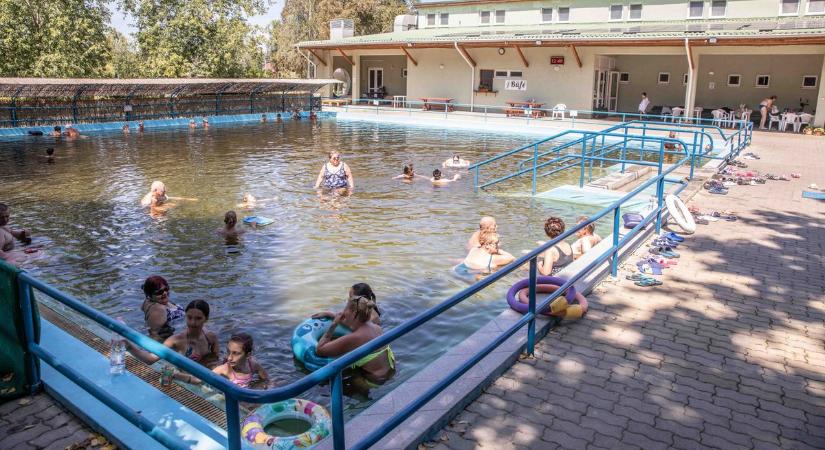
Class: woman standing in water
314,151,354,192
140,275,185,342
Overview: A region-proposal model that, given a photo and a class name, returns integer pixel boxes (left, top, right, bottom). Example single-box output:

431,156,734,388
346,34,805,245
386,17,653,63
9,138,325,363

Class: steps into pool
535,184,651,212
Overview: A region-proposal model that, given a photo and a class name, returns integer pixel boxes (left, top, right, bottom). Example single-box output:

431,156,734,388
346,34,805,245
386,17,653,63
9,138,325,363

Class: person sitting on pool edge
467,216,497,250
313,282,381,325
0,203,33,263
572,216,602,260
260,114,267,123
189,119,196,129
442,154,470,168
292,110,301,120
276,113,282,123
537,217,574,276
430,169,460,186
462,232,514,273
51,126,62,137
217,210,245,241
126,299,222,381
314,151,354,192
316,290,395,385
212,332,272,388
141,275,185,342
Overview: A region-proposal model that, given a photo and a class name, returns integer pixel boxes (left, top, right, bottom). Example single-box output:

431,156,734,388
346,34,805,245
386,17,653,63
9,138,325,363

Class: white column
683,41,698,118
814,55,825,127
351,55,360,102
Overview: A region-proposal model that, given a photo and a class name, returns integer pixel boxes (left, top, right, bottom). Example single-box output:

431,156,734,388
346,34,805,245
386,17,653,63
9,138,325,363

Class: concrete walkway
430,131,825,450
0,393,111,450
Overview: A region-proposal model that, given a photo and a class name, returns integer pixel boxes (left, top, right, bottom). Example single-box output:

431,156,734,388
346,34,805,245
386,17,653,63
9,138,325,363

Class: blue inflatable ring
291,317,351,372
506,276,578,316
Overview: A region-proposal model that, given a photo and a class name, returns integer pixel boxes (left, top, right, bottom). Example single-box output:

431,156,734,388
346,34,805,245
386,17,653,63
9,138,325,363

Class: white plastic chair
693,107,704,123
780,113,798,132
671,107,685,123
551,104,567,120
798,113,813,133
740,110,752,126
711,109,727,128
768,113,782,130
660,106,673,122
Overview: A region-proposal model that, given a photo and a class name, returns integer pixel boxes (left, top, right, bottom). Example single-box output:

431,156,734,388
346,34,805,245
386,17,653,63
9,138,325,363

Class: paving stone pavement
430,132,825,450
0,393,112,450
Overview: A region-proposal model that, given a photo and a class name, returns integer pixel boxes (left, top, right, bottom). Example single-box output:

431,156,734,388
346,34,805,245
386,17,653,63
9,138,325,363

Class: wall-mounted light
439,64,445,70
708,71,715,76
708,37,718,44
535,40,542,46
498,47,506,55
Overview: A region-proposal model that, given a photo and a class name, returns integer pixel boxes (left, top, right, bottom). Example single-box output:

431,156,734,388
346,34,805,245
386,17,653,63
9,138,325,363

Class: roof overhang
0,78,342,99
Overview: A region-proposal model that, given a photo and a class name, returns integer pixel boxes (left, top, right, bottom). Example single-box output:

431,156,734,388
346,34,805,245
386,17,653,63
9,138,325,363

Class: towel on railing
0,260,41,400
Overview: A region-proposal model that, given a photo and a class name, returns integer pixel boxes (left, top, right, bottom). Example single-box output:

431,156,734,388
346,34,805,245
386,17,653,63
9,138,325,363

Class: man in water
0,203,32,263
44,147,55,163
467,216,497,250
51,126,62,137
430,169,460,186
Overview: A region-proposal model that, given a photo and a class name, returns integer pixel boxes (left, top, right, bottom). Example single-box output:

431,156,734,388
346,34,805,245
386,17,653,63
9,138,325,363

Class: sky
108,1,285,36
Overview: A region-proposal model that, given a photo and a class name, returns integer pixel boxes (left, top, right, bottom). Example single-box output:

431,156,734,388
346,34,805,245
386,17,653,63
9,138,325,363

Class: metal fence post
611,207,620,277
527,258,537,356
331,372,345,450
579,138,587,188
531,144,538,195
17,278,41,394
225,396,242,450
473,167,479,193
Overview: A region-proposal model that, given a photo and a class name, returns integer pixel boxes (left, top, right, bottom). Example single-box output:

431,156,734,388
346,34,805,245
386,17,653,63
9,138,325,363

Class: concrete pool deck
426,131,825,450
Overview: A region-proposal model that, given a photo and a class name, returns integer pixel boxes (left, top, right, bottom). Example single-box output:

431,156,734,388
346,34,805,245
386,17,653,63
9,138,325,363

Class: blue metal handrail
15,119,731,450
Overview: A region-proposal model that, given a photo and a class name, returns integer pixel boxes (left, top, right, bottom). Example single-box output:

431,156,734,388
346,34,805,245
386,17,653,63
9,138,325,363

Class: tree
122,0,267,78
267,0,409,78
106,30,142,78
0,0,112,78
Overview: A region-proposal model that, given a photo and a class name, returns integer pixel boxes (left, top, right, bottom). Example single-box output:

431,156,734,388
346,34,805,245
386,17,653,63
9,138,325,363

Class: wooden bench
321,99,350,107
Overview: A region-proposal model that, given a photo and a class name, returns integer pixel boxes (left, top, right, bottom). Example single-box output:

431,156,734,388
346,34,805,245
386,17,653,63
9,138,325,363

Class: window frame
439,13,449,26
609,4,625,21
541,7,553,22
807,0,825,14
727,74,741,87
709,0,727,17
509,70,523,78
687,1,705,18
629,4,643,20
494,69,522,79
557,6,571,22
802,75,818,88
755,74,771,88
495,10,506,24
780,0,801,15
480,10,491,24
683,73,689,85
619,72,630,83
426,13,436,26
658,72,671,85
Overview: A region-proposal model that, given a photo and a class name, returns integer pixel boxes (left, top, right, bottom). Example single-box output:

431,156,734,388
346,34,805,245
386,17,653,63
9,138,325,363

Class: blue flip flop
664,232,684,242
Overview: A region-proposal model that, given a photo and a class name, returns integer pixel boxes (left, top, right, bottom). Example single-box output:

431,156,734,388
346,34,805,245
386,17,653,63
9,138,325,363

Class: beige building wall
612,55,690,112
359,55,408,97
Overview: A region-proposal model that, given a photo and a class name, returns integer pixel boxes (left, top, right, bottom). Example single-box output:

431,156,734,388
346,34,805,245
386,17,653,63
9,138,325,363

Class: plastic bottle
160,364,174,387
109,317,126,375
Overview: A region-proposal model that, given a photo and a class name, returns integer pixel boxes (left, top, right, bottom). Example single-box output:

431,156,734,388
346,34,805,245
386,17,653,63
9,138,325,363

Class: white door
368,68,384,92
592,70,607,110
606,71,620,112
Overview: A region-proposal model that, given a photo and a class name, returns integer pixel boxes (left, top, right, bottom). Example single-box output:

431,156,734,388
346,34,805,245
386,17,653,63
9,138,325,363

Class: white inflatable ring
665,194,696,234
444,161,470,169
242,398,331,449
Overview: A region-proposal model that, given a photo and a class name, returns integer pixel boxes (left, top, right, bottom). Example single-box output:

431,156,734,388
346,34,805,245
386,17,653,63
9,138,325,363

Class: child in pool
0,203,33,263
212,333,272,388
430,169,460,186
572,216,602,260
393,164,426,182
217,211,245,239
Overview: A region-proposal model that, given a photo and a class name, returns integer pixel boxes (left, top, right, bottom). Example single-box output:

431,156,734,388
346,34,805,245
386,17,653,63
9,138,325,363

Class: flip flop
664,232,685,242
635,277,663,287
708,187,728,195
637,261,662,276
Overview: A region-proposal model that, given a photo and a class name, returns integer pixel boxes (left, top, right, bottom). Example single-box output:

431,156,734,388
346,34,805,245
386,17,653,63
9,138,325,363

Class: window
479,69,494,90
495,10,506,23
710,0,727,16
619,72,630,83
808,0,825,13
494,70,509,78
558,7,570,21
802,75,818,88
756,75,771,87
781,0,800,14
494,70,521,78
402,68,408,78
610,4,624,20
688,1,704,18
509,70,523,78
480,11,490,24
727,74,741,86
440,13,449,25
427,14,436,26
629,4,643,19
684,73,689,85
541,8,553,22
658,72,671,84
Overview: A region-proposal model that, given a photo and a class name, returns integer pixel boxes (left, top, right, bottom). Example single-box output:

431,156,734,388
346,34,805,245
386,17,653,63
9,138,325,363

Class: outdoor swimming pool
0,118,605,413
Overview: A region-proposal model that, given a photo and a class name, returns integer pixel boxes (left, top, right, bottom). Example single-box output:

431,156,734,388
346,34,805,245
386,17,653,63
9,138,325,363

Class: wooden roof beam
400,46,418,66
337,48,354,66
569,44,582,68
513,45,529,68
308,48,327,66
456,45,476,67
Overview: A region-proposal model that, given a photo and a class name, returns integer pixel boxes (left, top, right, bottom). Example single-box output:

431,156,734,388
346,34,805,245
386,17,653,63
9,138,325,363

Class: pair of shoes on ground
764,173,790,181
627,272,663,287
729,160,748,168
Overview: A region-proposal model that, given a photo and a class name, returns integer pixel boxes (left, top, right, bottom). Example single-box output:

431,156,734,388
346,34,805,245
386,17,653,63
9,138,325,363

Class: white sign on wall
504,79,527,91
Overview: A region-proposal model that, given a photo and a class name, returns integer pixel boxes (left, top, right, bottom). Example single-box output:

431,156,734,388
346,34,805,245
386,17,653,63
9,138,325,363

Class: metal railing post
579,137,587,188
655,177,665,233
611,207,620,277
17,278,41,393
526,258,537,355
531,144,538,195
225,396,242,450
331,372,345,450
689,132,699,180
621,125,628,173
474,166,479,192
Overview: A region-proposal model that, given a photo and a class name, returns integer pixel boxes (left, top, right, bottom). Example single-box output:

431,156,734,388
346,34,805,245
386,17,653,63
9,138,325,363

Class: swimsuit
322,163,349,189
550,244,575,275
352,346,395,370
228,359,255,388
185,330,217,363
143,302,185,340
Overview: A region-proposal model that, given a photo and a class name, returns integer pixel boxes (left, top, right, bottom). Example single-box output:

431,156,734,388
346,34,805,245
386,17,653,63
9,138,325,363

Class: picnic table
321,98,350,107
505,101,545,118
420,97,455,112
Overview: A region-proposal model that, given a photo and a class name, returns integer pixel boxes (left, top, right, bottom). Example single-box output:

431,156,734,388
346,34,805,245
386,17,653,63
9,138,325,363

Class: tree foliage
268,0,409,77
121,0,267,77
0,0,112,77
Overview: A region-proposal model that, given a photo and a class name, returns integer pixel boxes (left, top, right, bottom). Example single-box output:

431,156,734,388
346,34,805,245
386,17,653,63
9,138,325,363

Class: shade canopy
0,78,341,99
